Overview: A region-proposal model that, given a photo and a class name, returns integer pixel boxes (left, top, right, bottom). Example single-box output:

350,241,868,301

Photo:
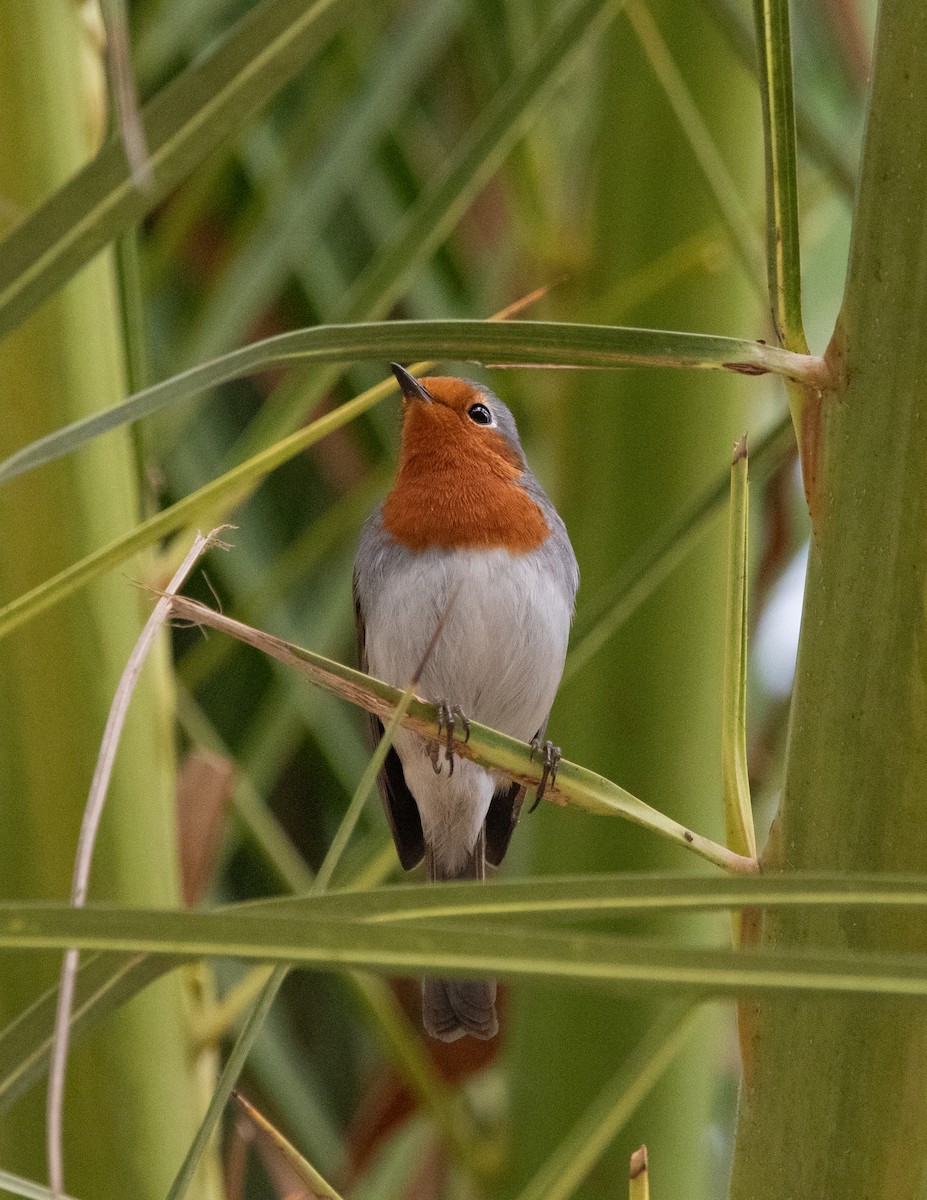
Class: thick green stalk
506,3,760,1196
0,5,216,1197
730,0,927,1195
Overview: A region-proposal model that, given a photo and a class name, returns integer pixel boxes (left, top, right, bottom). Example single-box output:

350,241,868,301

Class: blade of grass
261,873,927,925
46,530,224,1195
232,1091,344,1200
10,904,927,1000
166,963,287,1200
721,437,755,859
754,0,807,351
312,675,420,894
629,1147,650,1200
0,332,821,645
0,320,822,486
0,0,360,343
512,1005,698,1200
167,596,758,875
5,871,927,1115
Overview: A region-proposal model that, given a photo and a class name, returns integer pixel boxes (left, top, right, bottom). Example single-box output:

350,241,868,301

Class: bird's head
383,364,548,553
390,363,527,472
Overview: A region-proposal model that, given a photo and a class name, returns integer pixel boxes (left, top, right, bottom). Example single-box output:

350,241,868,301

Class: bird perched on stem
353,364,578,1041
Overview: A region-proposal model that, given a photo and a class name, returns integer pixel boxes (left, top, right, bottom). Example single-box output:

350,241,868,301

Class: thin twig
100,0,155,192
46,528,228,1196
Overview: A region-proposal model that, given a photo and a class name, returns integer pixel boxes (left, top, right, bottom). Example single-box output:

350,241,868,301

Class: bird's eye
467,403,493,426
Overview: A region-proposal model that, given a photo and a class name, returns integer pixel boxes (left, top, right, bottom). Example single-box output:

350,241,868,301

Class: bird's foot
528,739,561,812
433,701,471,776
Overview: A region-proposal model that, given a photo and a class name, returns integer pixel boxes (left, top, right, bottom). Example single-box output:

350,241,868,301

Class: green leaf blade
721,436,755,859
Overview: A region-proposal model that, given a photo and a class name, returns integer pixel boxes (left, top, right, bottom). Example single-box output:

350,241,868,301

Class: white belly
358,542,573,874
363,546,572,742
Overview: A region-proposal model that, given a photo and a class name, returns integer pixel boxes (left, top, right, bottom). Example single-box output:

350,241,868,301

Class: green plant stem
753,0,808,353
0,5,217,1197
730,1,927,1195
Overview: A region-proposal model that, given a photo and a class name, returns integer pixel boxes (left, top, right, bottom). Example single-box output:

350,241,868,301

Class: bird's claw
528,739,561,812
435,701,470,776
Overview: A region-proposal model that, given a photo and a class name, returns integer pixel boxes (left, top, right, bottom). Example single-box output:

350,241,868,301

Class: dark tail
422,830,498,1042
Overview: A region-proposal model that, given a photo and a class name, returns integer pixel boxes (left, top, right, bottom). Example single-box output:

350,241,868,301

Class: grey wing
353,573,425,871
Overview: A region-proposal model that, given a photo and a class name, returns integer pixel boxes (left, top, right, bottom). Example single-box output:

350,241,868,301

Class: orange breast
382,398,550,554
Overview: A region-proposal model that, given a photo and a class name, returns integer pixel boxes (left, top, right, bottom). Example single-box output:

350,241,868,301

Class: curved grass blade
754,0,807,351
722,436,755,858
0,0,359,344
0,327,820,644
46,532,221,1195
7,903,927,1001
0,320,821,487
513,1005,698,1200
232,1091,344,1200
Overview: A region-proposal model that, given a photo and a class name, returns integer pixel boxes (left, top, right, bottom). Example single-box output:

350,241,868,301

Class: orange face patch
382,378,550,553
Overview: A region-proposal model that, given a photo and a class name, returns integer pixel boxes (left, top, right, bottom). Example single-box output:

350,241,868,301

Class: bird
353,364,579,1042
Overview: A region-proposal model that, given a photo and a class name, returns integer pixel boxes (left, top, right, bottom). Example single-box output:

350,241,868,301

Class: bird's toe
435,700,470,776
528,739,561,812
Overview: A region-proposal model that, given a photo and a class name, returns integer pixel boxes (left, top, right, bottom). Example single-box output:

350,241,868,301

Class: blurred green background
0,0,873,1196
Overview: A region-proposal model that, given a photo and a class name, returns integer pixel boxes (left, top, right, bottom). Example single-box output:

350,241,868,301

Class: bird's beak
390,363,433,404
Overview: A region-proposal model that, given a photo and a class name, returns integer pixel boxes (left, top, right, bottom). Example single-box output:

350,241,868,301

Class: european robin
353,364,578,1041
